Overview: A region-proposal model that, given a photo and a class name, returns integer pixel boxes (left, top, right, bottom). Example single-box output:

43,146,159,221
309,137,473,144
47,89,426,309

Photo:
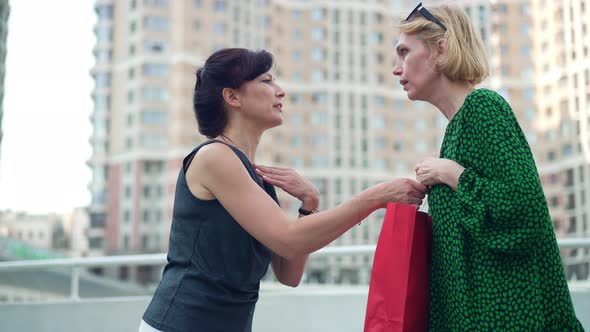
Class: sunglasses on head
405,2,447,31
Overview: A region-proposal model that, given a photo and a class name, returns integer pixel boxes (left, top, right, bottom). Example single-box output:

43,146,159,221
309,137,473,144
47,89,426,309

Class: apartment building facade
89,0,589,283
0,0,9,178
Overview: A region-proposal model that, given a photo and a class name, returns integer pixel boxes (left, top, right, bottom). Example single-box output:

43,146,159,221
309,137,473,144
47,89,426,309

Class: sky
0,1,95,214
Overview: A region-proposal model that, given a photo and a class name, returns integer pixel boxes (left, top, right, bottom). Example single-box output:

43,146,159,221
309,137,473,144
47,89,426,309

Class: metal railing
1,239,589,301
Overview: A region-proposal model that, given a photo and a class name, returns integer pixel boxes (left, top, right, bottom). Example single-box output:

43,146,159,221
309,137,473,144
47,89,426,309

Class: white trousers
138,319,163,332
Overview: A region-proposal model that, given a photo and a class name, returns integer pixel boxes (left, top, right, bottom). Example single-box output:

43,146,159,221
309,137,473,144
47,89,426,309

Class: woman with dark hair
139,48,427,332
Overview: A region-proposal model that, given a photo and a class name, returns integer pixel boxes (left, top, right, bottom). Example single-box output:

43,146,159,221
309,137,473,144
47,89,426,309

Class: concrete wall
0,286,588,332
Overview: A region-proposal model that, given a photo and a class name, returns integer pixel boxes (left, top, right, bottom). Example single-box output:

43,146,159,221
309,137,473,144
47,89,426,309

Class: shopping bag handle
418,196,429,213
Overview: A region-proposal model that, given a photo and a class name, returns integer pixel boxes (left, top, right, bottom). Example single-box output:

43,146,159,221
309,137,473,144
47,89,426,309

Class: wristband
298,207,318,215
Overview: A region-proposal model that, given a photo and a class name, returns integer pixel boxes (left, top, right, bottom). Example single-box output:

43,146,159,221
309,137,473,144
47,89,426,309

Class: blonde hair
398,3,489,85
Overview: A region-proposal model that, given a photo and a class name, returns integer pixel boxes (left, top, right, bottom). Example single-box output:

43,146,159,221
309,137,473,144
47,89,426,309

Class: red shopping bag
364,203,432,332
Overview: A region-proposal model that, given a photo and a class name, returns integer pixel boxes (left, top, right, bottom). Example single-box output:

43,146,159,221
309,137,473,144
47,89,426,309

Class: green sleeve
455,92,546,255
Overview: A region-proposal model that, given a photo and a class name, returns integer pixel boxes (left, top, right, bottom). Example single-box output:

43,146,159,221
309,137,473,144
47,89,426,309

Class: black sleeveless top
143,140,279,332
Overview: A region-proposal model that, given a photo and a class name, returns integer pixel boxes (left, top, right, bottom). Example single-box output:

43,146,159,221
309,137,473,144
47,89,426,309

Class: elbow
277,247,304,261
273,230,308,259
280,278,302,288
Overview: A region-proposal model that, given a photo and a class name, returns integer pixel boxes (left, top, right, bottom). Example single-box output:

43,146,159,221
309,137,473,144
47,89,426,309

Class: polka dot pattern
427,89,584,331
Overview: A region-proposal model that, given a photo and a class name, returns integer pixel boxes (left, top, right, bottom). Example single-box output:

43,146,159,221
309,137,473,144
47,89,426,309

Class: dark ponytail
193,48,274,138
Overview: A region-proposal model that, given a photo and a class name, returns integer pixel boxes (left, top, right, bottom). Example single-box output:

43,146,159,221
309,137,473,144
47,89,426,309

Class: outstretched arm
187,142,427,260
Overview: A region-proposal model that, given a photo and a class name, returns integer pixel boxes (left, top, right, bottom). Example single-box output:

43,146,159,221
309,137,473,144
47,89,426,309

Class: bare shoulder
186,142,250,199
193,142,238,168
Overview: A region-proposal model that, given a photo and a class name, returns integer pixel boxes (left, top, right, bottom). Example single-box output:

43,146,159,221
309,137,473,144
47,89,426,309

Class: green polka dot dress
427,89,584,331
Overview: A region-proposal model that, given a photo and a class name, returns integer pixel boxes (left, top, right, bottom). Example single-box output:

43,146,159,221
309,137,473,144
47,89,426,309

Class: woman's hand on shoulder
255,164,319,210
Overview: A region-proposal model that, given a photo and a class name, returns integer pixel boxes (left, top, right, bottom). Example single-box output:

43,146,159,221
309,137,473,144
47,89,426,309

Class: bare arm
270,211,310,287
189,143,426,260
254,165,317,287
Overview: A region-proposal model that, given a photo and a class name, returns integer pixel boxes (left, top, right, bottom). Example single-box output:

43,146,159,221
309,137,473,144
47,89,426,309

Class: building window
415,141,427,153
142,235,149,249
371,32,383,44
312,134,327,147
312,28,324,41
375,137,386,149
373,115,385,129
290,135,302,147
95,26,113,43
290,113,302,126
312,93,326,104
312,69,324,82
95,72,111,88
96,50,112,63
312,48,324,62
213,22,225,35
311,112,327,125
312,8,323,21
127,90,135,104
396,161,406,174
142,87,169,101
375,158,388,170
144,0,169,6
142,64,170,77
141,110,167,125
521,67,533,80
374,96,385,107
520,24,530,36
144,40,167,53
96,4,113,19
214,0,226,12
143,210,150,222
141,133,168,147
290,94,301,105
143,16,170,31
123,210,131,223
312,156,329,168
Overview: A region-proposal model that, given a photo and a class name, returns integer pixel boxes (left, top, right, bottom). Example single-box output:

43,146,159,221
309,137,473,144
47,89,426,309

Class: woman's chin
266,117,283,129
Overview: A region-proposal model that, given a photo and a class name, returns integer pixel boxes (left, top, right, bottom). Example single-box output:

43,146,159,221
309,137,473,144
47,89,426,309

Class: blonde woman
393,3,584,331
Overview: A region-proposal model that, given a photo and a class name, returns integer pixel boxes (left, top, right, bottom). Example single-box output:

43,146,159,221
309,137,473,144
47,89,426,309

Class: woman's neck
216,128,260,163
428,80,475,121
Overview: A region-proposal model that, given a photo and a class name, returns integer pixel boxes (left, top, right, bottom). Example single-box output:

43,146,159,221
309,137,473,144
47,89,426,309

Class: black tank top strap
182,139,264,188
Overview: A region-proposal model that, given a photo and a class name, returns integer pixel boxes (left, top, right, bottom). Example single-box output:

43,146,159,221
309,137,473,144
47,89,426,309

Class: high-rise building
0,0,9,178
90,0,589,283
510,0,590,280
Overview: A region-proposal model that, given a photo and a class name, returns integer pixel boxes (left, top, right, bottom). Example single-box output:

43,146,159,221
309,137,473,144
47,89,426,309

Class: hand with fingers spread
255,164,319,211
370,178,428,208
415,157,465,192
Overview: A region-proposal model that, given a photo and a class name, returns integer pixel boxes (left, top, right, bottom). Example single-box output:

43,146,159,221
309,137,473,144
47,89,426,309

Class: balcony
1,242,589,332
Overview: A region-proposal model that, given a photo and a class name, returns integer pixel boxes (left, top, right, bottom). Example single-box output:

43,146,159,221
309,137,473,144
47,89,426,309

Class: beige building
0,0,8,177
0,211,65,251
62,208,92,257
0,208,90,259
90,0,589,283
